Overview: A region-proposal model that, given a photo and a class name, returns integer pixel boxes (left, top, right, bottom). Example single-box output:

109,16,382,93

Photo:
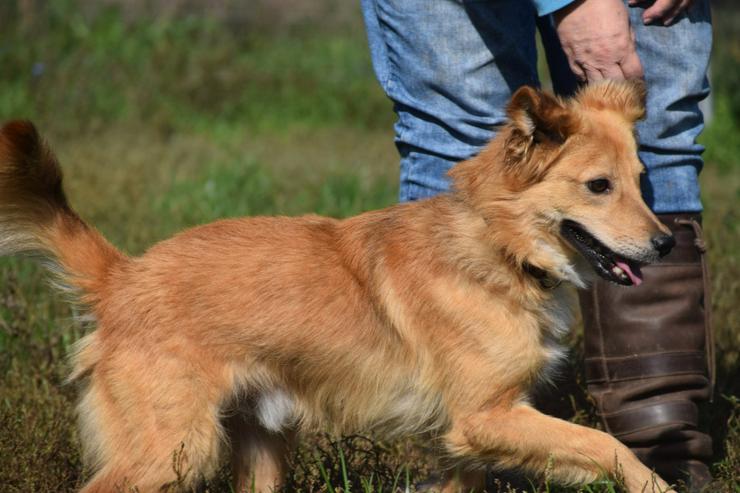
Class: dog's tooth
612,265,624,276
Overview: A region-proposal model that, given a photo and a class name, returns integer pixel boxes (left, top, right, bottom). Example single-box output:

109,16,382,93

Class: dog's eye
587,179,610,194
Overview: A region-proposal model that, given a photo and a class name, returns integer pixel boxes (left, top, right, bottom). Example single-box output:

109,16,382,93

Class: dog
0,80,677,493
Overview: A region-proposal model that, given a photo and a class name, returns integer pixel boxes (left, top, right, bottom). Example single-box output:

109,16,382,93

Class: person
360,0,714,491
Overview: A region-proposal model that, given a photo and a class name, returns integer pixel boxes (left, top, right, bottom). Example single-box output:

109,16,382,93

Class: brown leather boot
579,213,715,492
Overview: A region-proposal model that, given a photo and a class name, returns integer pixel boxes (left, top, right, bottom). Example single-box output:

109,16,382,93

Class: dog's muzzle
560,220,647,286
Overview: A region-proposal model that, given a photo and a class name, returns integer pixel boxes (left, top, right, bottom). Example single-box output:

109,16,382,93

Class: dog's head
450,80,673,287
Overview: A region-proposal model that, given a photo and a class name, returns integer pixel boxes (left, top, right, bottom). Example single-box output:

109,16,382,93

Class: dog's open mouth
560,220,644,286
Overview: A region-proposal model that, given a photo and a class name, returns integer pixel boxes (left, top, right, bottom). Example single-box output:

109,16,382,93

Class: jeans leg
538,1,711,214
536,15,579,97
630,0,712,214
361,0,539,202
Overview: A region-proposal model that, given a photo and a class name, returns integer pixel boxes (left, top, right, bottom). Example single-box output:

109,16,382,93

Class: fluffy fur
0,80,675,493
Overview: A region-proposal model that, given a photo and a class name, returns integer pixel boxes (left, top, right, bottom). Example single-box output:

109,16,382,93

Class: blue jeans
361,0,712,213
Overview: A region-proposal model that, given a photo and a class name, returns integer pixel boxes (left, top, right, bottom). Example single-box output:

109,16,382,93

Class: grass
0,1,738,491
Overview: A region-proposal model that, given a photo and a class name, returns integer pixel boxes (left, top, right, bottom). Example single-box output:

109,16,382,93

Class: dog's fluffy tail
0,120,126,304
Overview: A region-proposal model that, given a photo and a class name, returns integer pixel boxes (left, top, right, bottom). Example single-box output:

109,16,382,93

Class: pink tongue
616,260,643,286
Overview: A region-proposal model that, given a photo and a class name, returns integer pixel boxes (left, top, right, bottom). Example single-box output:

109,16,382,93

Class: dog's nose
651,233,675,258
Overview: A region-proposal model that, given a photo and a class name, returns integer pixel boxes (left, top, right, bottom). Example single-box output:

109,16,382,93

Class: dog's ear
503,86,578,184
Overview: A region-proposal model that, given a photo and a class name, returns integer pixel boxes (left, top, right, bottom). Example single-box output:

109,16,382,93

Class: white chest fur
535,284,577,386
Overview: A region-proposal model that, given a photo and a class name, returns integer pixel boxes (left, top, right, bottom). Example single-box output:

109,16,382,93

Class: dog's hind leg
226,412,294,493
77,352,229,492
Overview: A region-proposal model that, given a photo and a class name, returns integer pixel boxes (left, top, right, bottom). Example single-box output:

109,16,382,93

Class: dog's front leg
444,403,675,493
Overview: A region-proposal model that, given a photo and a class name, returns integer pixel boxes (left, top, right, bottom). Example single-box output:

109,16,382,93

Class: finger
582,65,605,83
664,0,691,25
643,0,676,24
600,63,626,82
620,49,644,80
568,60,587,83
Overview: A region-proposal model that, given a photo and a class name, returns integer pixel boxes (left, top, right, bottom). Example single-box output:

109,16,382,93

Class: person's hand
629,0,695,26
554,0,643,83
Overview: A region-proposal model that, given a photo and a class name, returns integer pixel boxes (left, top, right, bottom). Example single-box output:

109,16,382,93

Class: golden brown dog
0,80,677,492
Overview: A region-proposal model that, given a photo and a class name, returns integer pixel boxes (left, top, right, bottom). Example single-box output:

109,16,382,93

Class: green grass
0,2,738,492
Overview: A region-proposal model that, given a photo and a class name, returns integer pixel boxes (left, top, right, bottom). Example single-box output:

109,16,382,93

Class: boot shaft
579,213,714,491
